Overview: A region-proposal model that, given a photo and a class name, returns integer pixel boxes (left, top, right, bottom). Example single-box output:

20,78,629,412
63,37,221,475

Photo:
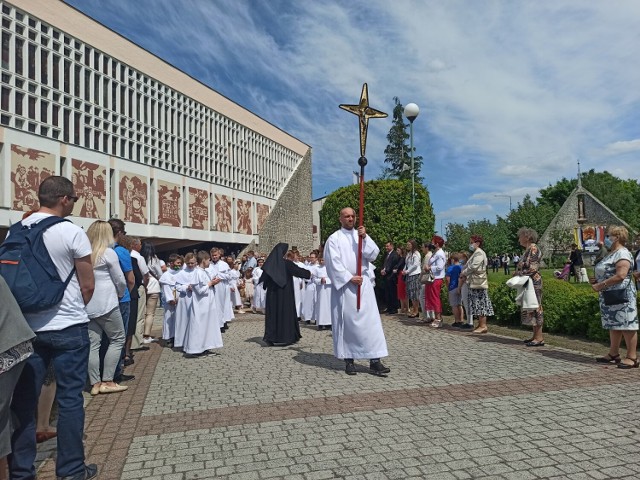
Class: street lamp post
404,103,419,235
494,194,512,212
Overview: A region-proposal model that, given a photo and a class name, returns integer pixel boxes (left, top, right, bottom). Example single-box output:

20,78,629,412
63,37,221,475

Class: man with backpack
5,176,97,480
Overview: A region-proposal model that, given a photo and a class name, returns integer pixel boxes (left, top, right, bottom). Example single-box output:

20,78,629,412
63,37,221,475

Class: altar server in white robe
293,253,306,319
183,251,223,356
252,258,266,312
313,256,332,330
227,259,245,313
324,207,390,376
159,254,183,346
302,253,319,323
173,253,199,349
206,248,233,330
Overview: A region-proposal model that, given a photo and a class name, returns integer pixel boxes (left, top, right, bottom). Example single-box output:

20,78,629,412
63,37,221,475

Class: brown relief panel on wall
10,144,55,212
119,171,148,224
215,194,232,232
157,180,181,227
256,203,270,232
237,199,252,235
188,187,209,230
72,159,107,219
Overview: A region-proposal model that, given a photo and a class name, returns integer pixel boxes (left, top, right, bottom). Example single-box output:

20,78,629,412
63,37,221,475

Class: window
1,31,9,69
40,49,48,84
15,37,24,75
28,95,35,119
1,86,9,111
52,54,59,88
15,91,23,115
52,104,59,126
40,99,47,122
27,42,36,80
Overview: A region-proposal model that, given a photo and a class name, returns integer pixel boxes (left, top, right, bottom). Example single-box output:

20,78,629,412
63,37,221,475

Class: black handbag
602,288,627,306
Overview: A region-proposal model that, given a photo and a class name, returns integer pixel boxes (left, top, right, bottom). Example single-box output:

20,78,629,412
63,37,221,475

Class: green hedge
436,275,638,342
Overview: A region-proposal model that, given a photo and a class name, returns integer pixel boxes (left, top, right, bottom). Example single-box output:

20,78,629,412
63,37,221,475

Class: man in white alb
324,207,390,376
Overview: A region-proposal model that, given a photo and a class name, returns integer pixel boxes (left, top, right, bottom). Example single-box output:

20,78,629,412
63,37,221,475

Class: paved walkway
36,313,640,479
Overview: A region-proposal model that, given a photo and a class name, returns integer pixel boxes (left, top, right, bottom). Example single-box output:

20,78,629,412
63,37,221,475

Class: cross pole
339,83,387,310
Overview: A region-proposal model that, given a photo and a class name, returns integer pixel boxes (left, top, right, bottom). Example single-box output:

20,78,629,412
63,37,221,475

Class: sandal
595,353,621,364
473,327,488,334
525,340,545,347
617,357,639,369
430,320,442,328
523,337,534,344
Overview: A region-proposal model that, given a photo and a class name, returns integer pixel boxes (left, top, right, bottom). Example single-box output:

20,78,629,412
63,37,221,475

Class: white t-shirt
145,256,163,294
18,213,93,332
130,250,149,276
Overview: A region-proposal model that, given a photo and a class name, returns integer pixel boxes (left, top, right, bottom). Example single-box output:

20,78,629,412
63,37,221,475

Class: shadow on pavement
289,346,345,373
471,334,596,365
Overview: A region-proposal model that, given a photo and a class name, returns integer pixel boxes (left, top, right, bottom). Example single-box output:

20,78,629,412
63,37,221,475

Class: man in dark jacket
569,244,584,283
380,241,400,314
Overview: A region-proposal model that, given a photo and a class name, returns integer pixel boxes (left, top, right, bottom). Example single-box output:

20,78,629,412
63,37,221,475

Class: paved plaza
36,313,640,480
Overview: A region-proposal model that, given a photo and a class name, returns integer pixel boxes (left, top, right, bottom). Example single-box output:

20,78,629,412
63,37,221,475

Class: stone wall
257,149,314,254
539,187,633,260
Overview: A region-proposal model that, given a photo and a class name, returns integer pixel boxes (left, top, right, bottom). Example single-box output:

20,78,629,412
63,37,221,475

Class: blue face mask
469,244,476,252
604,237,613,249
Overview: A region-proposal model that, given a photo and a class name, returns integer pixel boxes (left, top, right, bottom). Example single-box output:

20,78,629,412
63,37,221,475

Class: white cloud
437,204,494,220
603,139,640,155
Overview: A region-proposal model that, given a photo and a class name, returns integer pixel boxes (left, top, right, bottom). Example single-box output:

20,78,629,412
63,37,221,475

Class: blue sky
65,0,640,232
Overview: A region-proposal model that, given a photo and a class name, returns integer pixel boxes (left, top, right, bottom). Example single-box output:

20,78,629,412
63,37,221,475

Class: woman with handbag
426,236,447,328
592,226,638,369
514,228,545,346
461,234,494,334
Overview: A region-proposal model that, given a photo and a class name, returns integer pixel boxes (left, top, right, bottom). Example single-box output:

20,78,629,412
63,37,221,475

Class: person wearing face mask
461,235,494,334
592,226,638,369
158,254,184,348
514,228,544,347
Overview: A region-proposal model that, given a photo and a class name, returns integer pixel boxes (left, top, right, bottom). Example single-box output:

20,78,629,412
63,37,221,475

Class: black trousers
384,275,399,311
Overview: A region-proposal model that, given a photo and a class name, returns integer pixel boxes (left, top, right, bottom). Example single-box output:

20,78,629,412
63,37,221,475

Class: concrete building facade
0,0,313,253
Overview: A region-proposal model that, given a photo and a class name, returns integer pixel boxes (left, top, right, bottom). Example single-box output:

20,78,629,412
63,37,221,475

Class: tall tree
379,97,423,182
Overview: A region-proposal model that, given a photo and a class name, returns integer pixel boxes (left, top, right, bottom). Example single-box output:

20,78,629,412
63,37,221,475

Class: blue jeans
113,301,130,380
10,323,90,479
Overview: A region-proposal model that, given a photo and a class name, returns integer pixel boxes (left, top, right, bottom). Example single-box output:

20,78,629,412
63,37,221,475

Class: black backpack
0,216,76,312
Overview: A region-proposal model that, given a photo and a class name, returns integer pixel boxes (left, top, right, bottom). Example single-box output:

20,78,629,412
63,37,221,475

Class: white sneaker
142,337,156,344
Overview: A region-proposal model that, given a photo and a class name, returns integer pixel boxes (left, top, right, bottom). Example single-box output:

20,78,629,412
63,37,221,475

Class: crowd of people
1,176,639,480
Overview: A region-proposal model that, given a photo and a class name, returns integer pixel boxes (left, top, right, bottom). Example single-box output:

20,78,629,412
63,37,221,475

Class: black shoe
386,310,398,314
305,320,311,325
460,323,473,330
345,362,356,375
264,340,274,347
370,361,390,375
58,463,98,480
114,374,135,383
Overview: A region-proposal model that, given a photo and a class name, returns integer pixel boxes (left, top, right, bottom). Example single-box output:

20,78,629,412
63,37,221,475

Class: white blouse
85,248,127,319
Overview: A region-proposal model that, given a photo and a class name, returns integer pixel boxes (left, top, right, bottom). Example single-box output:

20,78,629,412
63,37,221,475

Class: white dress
183,268,223,354
293,261,306,318
324,228,388,360
228,269,243,307
206,261,232,327
302,264,318,321
252,266,266,310
313,265,332,326
159,269,179,340
173,267,198,348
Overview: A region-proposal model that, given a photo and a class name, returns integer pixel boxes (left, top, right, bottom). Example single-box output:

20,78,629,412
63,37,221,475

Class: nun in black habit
260,243,311,346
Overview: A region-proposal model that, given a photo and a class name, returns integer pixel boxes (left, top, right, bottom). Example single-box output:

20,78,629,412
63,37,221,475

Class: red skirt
425,278,443,312
397,274,407,300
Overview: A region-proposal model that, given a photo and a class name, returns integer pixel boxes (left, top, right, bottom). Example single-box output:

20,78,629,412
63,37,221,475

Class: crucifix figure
338,83,387,310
